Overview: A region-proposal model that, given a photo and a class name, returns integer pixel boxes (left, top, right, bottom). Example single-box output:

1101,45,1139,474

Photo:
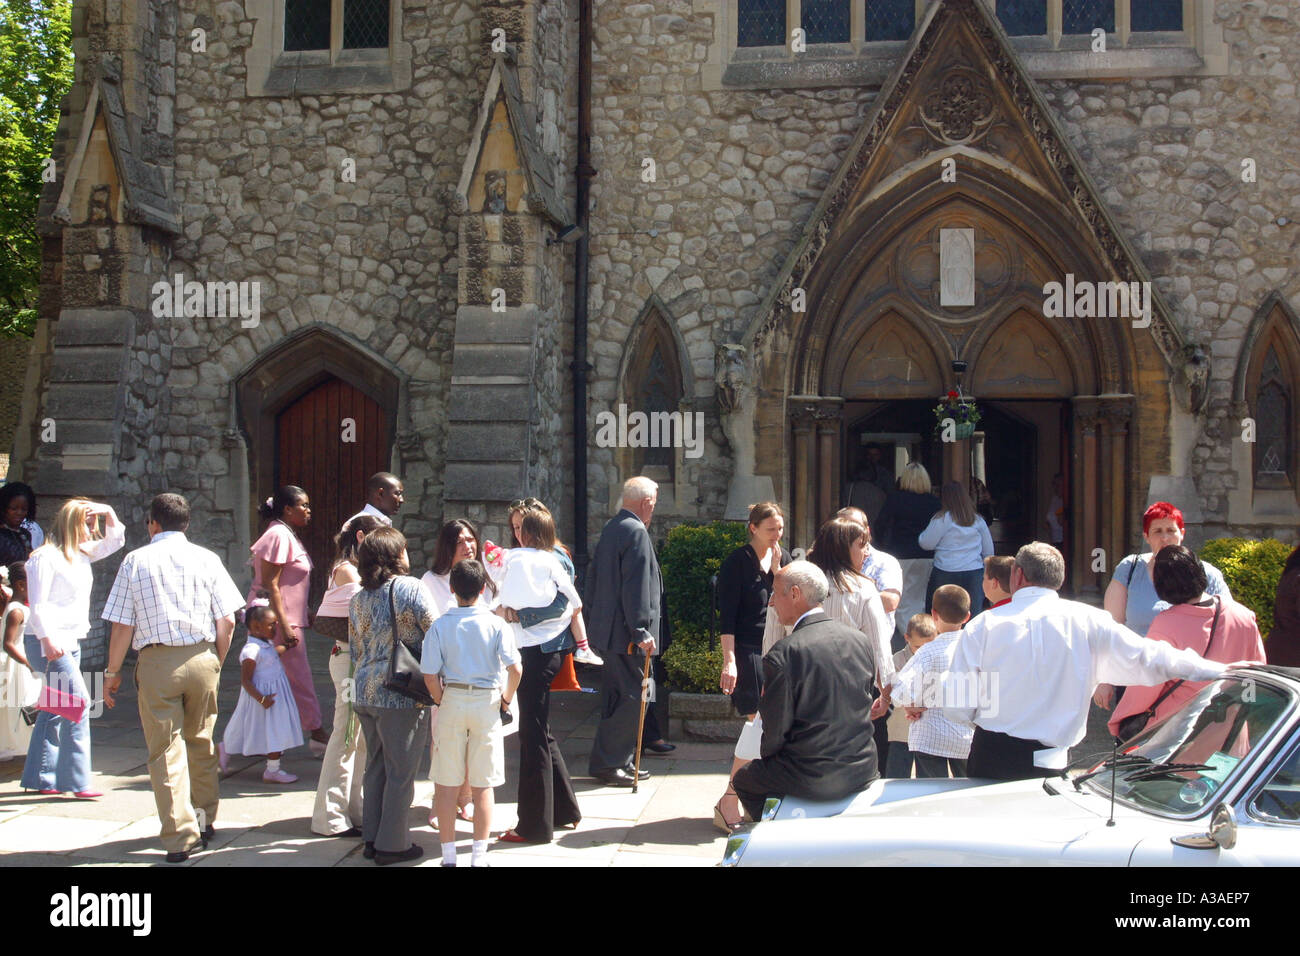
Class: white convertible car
722,667,1300,866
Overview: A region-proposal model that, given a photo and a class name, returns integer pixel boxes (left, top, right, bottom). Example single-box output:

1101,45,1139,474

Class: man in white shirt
342,472,404,530
941,541,1234,781
102,494,246,863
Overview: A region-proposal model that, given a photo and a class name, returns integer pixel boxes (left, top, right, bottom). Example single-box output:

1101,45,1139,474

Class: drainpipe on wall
572,0,594,583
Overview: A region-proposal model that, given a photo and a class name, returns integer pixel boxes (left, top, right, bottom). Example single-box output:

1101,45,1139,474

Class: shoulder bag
382,579,435,706
1116,596,1221,742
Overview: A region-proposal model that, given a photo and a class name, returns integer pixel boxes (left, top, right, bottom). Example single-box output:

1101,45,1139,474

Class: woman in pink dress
249,486,326,750
1109,545,1265,740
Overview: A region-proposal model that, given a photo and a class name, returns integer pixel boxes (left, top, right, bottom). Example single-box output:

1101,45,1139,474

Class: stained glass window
1063,0,1114,35
285,0,330,51
864,0,914,42
804,0,851,43
1131,0,1182,31
343,0,389,49
1257,347,1290,481
738,0,786,47
997,0,1046,36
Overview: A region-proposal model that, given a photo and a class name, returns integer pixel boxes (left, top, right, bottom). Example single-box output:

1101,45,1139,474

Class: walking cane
629,642,653,794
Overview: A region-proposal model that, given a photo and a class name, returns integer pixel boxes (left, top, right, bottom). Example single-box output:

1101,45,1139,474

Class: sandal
457,805,473,823
713,789,743,834
497,829,531,844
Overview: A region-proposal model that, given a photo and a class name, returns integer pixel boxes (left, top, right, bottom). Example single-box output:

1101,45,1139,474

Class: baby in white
497,548,583,648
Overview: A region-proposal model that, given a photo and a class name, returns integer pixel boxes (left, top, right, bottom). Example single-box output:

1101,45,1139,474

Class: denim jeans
20,638,92,793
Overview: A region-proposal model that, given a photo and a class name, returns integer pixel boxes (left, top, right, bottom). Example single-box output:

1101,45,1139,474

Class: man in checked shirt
102,493,246,863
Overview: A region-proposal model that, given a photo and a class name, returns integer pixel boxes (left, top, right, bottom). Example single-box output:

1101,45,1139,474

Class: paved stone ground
0,634,734,867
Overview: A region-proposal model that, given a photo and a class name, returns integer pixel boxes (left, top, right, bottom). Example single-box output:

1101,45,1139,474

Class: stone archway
735,0,1190,595
234,325,402,593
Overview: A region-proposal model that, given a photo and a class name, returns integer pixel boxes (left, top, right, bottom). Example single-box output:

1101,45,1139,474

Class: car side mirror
1171,803,1237,851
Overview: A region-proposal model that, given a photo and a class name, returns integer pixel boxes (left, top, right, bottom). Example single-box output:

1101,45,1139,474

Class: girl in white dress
219,603,304,784
0,563,39,761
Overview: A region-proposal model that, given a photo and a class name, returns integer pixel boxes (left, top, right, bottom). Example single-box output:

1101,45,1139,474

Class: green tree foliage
0,0,73,337
1199,537,1293,638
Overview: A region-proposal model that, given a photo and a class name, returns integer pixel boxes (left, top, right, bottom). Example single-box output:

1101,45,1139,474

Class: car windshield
1084,676,1293,816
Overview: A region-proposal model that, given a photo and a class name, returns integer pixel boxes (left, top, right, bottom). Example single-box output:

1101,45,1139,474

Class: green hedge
660,519,748,633
659,520,747,694
1200,537,1292,638
662,624,725,694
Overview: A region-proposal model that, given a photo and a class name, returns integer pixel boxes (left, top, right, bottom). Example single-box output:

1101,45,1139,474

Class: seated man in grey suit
731,561,880,820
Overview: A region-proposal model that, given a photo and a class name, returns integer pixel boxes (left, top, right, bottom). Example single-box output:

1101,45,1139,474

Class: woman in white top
21,498,124,797
918,481,995,617
310,513,384,837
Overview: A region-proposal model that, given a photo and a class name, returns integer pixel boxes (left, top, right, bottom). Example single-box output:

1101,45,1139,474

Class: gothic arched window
1254,347,1291,486
1238,294,1300,499
622,305,686,487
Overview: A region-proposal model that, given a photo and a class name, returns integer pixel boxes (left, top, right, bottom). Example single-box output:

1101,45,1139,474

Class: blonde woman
21,498,124,797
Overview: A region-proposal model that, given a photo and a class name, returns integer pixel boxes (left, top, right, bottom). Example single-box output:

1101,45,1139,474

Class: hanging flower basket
933,390,981,439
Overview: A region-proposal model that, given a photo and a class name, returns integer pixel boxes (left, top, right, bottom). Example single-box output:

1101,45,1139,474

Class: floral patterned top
349,575,434,709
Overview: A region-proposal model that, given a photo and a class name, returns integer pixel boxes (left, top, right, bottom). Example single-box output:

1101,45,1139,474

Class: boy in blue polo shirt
422,559,522,867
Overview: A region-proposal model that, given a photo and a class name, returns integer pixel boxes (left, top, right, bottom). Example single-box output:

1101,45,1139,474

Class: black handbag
1116,596,1222,742
381,579,435,706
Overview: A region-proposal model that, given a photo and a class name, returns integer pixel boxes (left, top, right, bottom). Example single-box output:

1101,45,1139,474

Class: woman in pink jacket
1109,545,1265,740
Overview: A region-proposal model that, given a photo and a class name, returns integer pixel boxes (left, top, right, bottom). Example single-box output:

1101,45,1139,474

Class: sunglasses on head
510,497,544,510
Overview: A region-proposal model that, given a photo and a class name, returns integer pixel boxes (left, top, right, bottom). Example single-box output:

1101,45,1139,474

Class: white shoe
309,738,328,758
574,647,604,666
262,768,298,784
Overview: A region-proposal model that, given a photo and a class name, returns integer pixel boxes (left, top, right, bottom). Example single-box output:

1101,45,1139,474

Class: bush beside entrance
660,520,747,694
1200,537,1291,638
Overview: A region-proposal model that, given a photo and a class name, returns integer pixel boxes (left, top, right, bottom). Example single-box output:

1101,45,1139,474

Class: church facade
11,0,1300,615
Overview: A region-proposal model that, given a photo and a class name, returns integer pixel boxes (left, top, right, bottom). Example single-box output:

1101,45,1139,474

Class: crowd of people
0,459,1298,861
0,474,676,866
708,461,1288,826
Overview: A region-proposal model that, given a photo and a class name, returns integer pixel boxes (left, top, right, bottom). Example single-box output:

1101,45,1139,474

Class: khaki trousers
311,642,366,834
135,642,221,854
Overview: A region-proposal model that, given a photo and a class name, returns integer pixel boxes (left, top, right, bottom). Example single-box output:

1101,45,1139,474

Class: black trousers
589,652,649,774
731,757,807,822
967,727,1058,781
515,646,581,842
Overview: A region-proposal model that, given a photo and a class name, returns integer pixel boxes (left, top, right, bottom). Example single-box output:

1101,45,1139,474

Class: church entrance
845,398,1070,559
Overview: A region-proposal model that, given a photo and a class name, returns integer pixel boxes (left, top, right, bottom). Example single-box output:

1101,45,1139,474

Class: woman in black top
715,501,788,832
873,462,939,559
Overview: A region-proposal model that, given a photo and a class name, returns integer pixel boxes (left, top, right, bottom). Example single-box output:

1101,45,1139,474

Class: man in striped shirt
102,493,245,863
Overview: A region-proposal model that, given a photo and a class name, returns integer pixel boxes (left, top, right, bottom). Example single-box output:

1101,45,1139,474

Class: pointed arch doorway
236,327,401,608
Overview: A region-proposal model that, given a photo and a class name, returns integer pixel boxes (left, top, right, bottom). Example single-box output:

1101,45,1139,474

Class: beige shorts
433,686,505,788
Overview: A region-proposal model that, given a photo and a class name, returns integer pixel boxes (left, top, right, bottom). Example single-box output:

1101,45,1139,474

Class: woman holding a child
496,503,586,844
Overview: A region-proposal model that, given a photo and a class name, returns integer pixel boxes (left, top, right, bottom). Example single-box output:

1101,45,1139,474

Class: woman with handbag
1108,545,1264,741
310,513,384,837
349,526,436,865
1095,501,1231,710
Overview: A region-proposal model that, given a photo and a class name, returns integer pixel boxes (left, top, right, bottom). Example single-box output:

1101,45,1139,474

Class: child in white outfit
496,546,583,647
219,603,304,783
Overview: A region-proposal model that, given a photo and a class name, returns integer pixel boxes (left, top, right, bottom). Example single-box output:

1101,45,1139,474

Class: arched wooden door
276,377,389,608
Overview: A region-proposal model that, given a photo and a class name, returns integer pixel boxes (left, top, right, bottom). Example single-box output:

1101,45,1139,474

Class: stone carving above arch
834,312,947,400
970,310,1076,398
920,69,996,146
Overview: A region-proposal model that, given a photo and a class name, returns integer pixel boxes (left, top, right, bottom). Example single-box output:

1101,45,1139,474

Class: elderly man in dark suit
731,560,880,820
585,476,671,786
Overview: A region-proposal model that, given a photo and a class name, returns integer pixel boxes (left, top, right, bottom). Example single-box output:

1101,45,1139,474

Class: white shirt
101,531,246,650
940,586,1227,768
890,631,974,759
497,548,582,648
860,546,903,631
917,513,995,572
341,503,393,531
418,570,486,618
26,521,126,650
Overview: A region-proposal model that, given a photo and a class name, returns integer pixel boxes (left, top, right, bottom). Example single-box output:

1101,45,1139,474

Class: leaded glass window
864,0,914,41
1131,0,1182,31
997,0,1047,36
343,0,388,49
804,0,851,43
643,348,674,469
738,0,786,47
1256,347,1290,482
1063,0,1114,34
285,0,330,51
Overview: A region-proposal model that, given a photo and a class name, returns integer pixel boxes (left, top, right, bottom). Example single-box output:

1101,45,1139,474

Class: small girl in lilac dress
219,602,304,784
